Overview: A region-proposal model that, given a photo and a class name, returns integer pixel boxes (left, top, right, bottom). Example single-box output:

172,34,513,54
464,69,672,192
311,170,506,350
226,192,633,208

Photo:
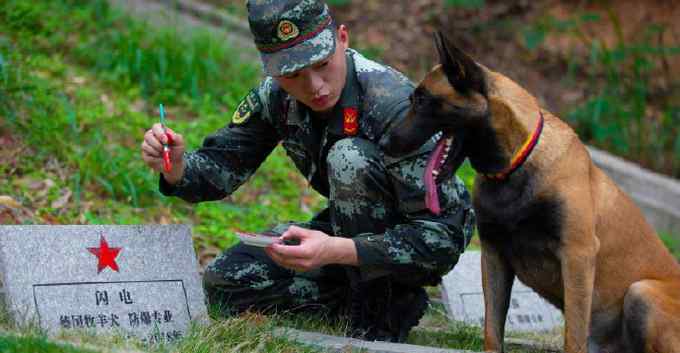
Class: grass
660,232,680,261
1,1,677,353
444,0,486,9
0,1,485,352
2,1,675,352
0,312,327,353
0,335,98,353
1,297,562,353
0,0,328,253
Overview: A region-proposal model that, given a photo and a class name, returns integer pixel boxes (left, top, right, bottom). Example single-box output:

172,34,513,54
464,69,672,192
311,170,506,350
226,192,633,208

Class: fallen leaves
197,244,223,274
0,195,21,209
51,188,72,209
0,195,35,224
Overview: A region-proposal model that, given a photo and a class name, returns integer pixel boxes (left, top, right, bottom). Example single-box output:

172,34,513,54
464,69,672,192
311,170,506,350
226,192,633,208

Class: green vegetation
0,335,97,353
326,0,352,7
660,232,680,261
2,0,676,352
0,0,324,253
444,0,486,9
0,313,326,353
523,11,680,178
0,0,485,352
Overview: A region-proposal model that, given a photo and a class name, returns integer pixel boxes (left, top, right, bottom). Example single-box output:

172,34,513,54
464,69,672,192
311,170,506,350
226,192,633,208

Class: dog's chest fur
474,168,565,309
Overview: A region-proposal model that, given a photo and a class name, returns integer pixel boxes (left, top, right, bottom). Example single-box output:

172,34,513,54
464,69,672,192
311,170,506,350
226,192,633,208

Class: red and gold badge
277,20,299,41
343,107,359,136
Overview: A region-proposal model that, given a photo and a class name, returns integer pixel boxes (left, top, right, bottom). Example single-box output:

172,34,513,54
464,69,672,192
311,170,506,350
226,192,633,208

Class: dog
379,32,680,353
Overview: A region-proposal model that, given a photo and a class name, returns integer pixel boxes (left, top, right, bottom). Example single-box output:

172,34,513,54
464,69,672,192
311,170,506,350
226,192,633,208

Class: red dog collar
483,111,544,181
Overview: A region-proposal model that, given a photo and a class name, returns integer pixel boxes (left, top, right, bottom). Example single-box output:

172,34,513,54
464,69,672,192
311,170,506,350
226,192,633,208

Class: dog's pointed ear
434,31,486,96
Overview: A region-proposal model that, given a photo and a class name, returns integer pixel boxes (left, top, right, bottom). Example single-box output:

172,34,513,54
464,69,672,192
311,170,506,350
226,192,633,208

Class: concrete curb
148,0,257,52
107,0,259,62
589,146,680,235
155,0,252,37
273,327,481,353
505,337,561,353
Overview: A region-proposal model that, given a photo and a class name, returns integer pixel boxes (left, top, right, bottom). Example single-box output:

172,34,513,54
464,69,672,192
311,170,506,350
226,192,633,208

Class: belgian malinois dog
380,32,680,353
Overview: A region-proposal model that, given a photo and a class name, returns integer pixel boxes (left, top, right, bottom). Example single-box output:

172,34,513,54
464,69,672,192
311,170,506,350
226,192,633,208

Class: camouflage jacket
160,49,475,279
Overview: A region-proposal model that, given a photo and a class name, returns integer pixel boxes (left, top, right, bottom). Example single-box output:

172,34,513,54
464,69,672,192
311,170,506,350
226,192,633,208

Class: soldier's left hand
265,225,357,272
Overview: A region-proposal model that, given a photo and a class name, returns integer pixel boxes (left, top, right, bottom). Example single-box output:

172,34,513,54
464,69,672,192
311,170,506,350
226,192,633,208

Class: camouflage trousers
203,138,436,315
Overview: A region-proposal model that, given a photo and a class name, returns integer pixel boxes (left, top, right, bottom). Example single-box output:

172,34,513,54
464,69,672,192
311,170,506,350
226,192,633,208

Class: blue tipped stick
158,103,171,172
159,103,166,126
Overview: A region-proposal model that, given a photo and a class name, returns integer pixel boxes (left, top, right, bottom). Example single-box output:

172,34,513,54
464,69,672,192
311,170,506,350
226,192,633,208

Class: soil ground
331,0,679,117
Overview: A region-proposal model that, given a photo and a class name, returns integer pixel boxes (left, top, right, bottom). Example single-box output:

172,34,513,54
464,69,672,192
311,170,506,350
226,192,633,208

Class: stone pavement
273,327,481,353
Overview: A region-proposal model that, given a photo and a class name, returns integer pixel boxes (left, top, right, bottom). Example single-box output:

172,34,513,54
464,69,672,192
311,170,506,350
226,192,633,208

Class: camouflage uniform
161,47,474,311
159,0,475,341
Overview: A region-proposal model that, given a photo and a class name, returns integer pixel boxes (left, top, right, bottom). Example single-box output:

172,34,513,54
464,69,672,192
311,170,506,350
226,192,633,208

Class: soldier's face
274,25,350,113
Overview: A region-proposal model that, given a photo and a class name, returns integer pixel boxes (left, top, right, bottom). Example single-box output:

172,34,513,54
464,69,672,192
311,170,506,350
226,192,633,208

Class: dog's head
380,32,491,181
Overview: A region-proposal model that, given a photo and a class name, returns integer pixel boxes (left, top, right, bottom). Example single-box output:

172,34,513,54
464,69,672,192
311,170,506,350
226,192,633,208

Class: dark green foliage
523,10,680,177
326,0,352,7
444,0,485,9
409,324,484,350
0,0,259,207
0,0,329,252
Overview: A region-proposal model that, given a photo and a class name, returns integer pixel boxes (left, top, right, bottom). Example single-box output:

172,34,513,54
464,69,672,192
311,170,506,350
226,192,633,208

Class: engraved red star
87,235,122,273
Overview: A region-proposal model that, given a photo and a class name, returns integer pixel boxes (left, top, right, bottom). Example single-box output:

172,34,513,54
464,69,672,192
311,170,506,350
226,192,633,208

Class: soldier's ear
434,31,486,96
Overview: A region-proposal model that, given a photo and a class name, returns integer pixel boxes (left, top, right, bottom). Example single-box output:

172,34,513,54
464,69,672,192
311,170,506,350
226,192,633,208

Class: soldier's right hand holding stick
141,123,186,185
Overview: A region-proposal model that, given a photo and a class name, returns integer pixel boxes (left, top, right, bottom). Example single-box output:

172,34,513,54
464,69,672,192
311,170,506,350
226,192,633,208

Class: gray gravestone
0,225,207,343
441,251,563,332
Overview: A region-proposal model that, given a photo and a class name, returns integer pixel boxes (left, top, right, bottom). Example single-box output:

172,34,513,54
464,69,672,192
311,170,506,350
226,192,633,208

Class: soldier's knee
327,138,381,185
204,260,274,291
203,266,226,291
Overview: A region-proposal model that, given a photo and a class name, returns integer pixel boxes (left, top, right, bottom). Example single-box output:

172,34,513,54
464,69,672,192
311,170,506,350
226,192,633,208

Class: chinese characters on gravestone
440,251,564,332
0,225,207,344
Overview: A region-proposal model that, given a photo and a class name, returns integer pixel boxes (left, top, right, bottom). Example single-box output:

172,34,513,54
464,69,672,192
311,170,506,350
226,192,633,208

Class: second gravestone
0,225,207,344
441,251,563,332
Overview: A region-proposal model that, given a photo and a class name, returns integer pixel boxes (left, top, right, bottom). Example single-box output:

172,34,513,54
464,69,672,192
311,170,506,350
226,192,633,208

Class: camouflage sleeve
159,86,281,203
353,173,475,282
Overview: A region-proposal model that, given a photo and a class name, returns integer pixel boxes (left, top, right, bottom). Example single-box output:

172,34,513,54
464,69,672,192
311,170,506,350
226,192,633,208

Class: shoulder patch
231,90,262,125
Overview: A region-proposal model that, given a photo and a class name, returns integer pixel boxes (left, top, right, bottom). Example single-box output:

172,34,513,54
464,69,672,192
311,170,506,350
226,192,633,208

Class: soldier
140,0,475,342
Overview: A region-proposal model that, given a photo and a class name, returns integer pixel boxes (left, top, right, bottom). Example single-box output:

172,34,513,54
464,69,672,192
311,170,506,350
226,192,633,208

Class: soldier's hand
265,225,358,272
141,123,186,184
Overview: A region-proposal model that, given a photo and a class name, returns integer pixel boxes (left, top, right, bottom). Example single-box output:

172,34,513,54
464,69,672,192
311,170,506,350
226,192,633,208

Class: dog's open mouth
424,132,465,215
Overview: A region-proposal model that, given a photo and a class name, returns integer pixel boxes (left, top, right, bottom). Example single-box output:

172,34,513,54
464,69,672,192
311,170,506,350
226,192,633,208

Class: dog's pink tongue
424,138,447,215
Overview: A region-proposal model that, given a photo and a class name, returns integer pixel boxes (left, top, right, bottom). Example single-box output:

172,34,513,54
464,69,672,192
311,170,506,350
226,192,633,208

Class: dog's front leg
481,237,515,352
561,234,599,353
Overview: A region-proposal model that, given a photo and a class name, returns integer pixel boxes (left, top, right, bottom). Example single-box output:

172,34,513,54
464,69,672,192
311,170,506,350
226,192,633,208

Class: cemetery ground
0,1,677,352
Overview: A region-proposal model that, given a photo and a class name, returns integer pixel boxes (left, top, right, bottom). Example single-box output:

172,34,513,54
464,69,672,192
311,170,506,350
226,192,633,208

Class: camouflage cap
247,0,337,76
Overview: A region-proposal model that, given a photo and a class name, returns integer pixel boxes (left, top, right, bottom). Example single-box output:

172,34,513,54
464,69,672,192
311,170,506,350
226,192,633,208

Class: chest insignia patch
343,107,359,136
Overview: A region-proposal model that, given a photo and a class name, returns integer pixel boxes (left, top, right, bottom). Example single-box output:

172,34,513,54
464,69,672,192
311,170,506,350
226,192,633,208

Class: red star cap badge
87,235,122,273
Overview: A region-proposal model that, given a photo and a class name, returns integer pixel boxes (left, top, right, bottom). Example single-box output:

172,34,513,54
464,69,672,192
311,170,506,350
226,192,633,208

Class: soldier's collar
285,50,359,133
285,98,305,127
328,51,359,136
